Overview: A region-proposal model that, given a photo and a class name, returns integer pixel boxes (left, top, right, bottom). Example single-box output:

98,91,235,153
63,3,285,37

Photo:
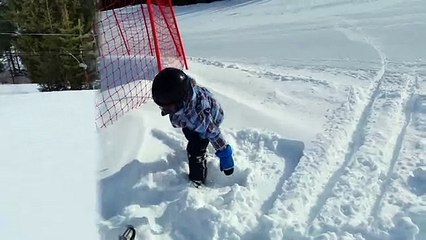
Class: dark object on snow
224,168,234,176
119,226,136,240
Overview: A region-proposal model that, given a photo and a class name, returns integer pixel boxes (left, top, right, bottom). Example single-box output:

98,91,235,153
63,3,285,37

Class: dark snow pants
182,128,209,183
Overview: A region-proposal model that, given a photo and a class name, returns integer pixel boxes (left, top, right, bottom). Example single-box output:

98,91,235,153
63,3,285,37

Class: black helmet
151,67,192,106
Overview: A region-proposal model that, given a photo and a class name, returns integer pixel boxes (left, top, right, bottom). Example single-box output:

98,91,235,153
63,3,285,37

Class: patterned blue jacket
169,83,226,151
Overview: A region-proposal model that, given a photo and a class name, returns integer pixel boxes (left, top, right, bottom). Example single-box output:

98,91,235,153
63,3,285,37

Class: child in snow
151,67,234,185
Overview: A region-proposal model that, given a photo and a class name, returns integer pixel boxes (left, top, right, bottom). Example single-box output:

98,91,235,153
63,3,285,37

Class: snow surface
0,85,99,240
2,0,425,239
99,0,426,239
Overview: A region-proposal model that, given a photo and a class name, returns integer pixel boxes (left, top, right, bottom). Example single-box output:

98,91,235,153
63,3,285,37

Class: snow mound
99,128,304,240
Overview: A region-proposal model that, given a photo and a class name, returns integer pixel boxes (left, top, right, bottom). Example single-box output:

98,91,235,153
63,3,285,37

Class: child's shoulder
194,84,213,96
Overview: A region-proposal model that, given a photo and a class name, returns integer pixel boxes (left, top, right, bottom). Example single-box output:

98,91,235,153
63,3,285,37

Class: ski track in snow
190,56,384,88
190,57,332,87
188,50,425,239
245,23,425,239
252,24,388,239
308,68,416,239
373,74,426,240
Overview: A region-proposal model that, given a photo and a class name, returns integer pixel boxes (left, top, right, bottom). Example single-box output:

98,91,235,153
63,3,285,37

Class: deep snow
1,0,425,239
98,0,426,239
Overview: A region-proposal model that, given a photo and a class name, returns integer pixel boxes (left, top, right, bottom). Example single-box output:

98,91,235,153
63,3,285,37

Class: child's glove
215,144,234,176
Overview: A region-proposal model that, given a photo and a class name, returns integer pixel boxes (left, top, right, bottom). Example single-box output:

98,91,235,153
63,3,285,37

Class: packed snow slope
0,85,99,240
99,0,426,239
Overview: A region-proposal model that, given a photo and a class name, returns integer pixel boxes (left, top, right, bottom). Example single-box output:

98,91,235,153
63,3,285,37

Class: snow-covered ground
0,85,99,240
99,0,426,239
2,0,425,239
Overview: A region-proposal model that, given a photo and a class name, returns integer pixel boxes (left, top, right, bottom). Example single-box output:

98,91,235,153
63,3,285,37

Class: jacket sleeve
190,92,226,151
193,108,226,151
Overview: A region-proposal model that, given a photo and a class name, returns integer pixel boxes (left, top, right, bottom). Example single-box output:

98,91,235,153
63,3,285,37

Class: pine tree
0,3,15,53
5,0,96,91
57,0,97,90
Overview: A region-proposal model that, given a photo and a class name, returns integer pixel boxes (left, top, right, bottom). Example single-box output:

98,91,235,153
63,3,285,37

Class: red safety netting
95,0,188,128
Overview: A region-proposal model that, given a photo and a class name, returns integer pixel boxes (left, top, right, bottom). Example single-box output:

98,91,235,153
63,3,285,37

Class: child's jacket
169,84,226,151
